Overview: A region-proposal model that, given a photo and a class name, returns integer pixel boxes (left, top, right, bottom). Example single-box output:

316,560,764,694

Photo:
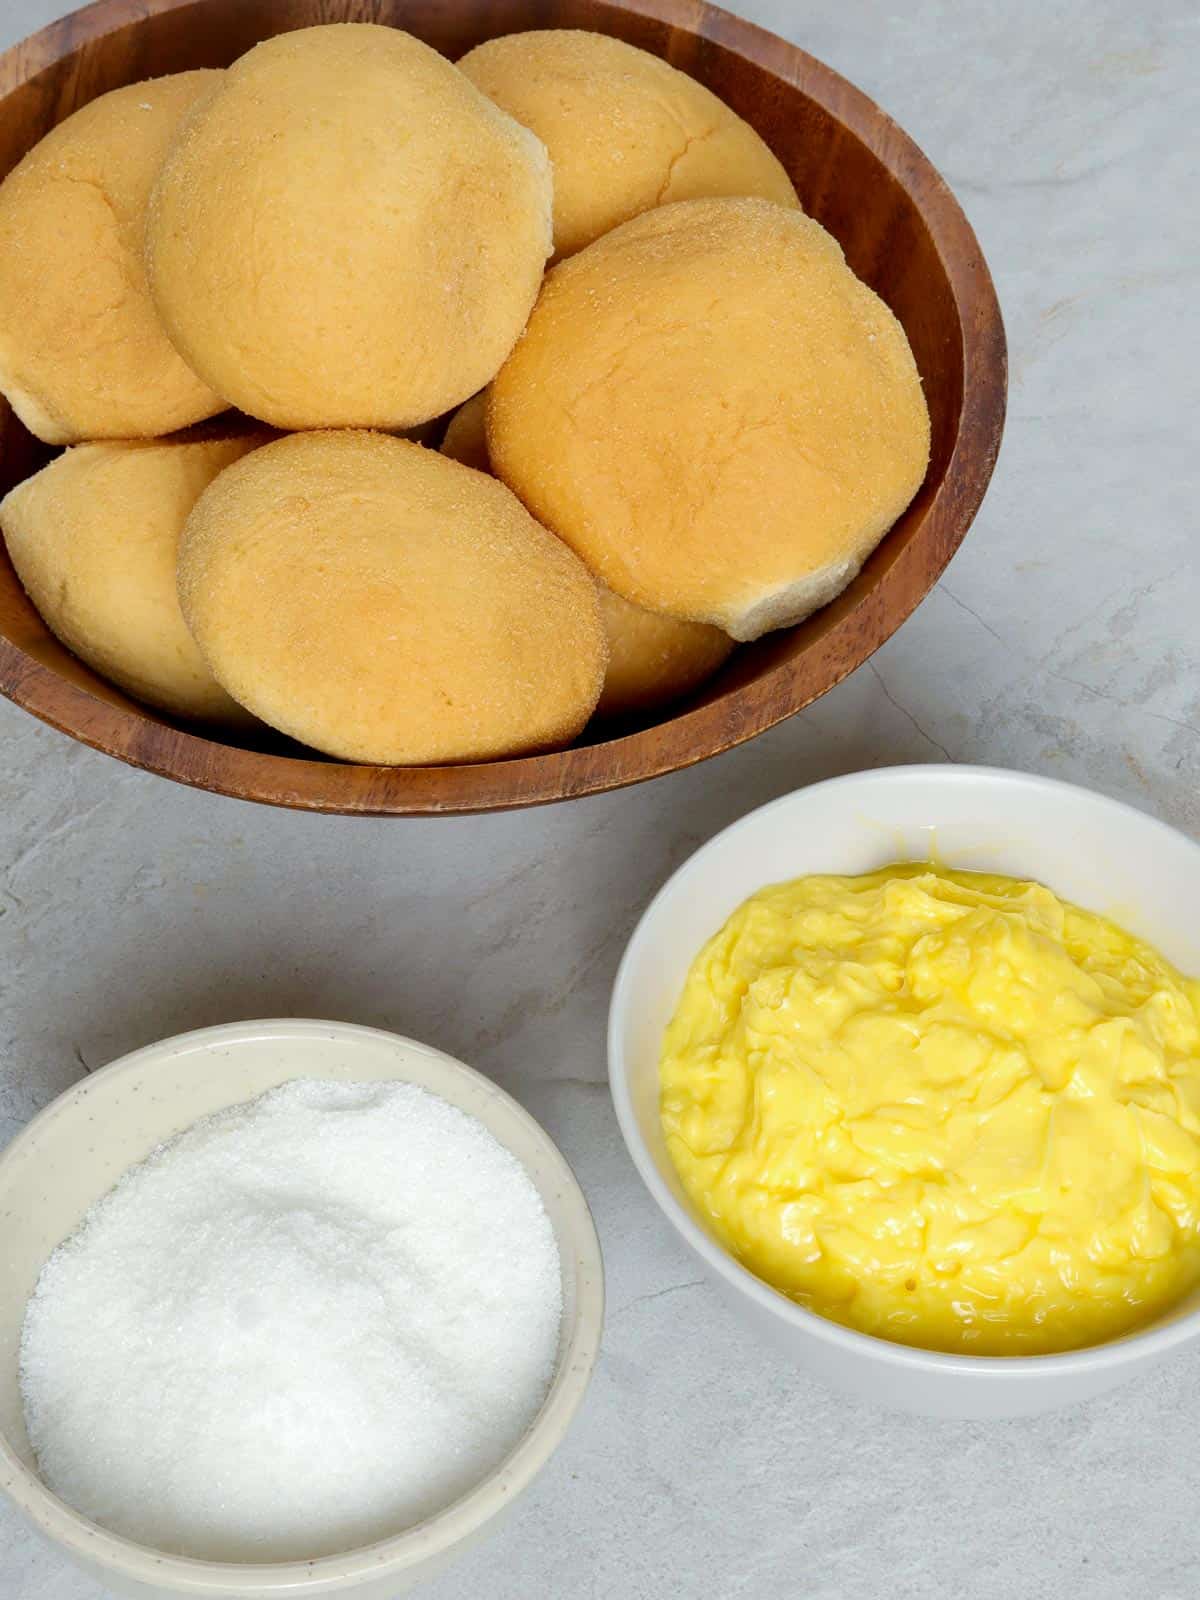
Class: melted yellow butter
659,865,1200,1354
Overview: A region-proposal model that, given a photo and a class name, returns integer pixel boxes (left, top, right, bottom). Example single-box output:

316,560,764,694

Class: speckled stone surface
1,2,1198,1596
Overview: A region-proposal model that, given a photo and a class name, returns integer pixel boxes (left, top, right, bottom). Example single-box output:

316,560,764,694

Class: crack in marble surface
938,584,1009,647
613,1279,709,1320
1046,670,1200,742
869,663,954,761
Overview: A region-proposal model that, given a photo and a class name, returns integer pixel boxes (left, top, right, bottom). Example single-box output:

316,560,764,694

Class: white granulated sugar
19,1078,562,1562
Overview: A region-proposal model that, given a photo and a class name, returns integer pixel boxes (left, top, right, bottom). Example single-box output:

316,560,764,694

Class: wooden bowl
0,0,1005,815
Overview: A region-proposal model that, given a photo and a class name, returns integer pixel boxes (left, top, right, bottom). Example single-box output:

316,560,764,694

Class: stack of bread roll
0,23,930,766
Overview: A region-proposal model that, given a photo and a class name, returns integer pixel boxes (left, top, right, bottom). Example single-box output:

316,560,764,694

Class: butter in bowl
609,764,1200,1417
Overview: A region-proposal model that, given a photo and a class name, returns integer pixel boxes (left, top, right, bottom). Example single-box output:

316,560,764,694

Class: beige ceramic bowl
0,1020,604,1598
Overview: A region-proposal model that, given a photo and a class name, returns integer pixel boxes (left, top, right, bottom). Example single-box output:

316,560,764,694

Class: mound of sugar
19,1077,562,1561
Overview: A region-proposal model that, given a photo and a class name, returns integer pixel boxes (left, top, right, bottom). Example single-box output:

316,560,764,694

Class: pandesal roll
592,591,734,719
440,393,734,719
0,432,260,722
439,393,492,475
459,29,799,259
0,74,226,444
178,431,606,765
147,25,553,431
488,197,931,641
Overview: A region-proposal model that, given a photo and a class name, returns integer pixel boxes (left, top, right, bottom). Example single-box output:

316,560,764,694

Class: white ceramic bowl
0,1020,604,1598
609,764,1200,1419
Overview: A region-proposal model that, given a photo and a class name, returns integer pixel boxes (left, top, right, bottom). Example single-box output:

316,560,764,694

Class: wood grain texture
0,0,1006,815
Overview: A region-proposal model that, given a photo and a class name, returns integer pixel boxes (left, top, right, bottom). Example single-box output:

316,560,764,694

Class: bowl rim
0,0,1006,815
0,1018,605,1592
608,762,1200,1379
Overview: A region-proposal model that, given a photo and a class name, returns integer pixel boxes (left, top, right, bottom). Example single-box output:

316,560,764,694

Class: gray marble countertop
1,1,1198,1596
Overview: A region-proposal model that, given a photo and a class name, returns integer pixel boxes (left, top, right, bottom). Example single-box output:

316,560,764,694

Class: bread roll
0,74,226,445
441,392,733,717
178,431,606,764
439,392,491,474
489,197,931,641
459,29,799,259
147,25,553,431
0,434,259,722
593,590,734,719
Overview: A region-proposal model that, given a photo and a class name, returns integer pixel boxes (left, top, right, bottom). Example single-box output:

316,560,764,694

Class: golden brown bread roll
439,393,492,475
440,392,733,718
0,433,260,722
489,197,931,641
459,29,799,258
0,74,226,444
592,591,734,719
178,431,607,764
146,25,553,431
